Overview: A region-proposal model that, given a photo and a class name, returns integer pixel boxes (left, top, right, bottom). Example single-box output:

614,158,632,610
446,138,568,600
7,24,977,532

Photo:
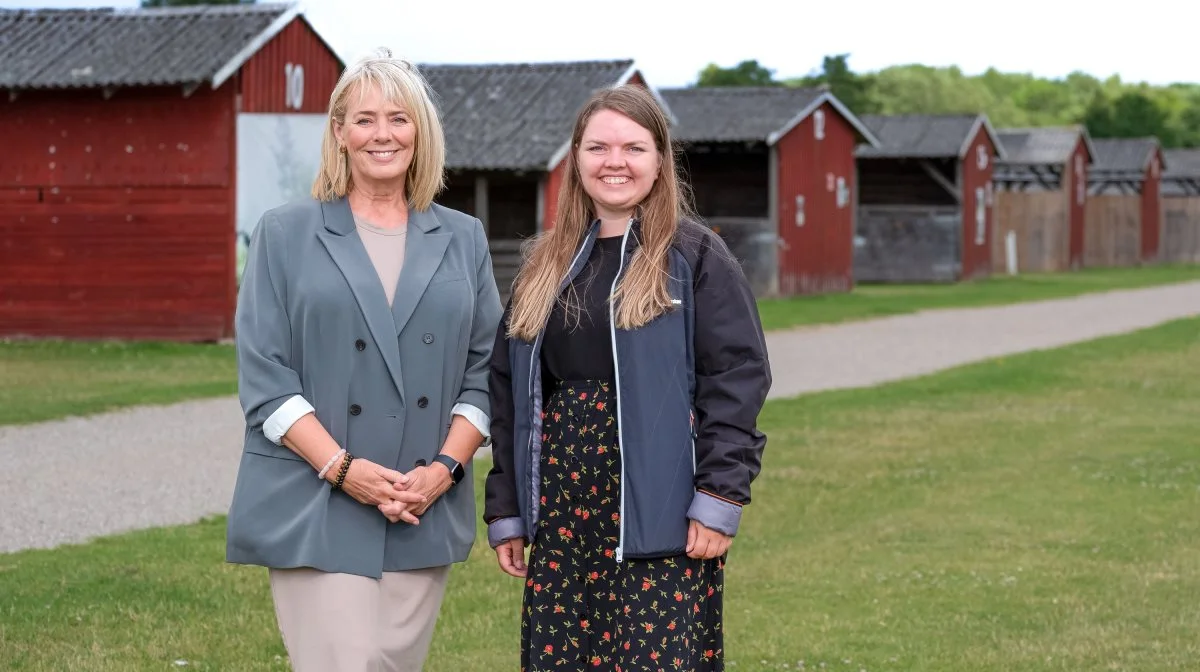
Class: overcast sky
7,0,1198,88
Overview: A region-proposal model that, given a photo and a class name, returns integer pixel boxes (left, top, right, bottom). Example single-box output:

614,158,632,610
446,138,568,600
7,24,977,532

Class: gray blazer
225,196,502,578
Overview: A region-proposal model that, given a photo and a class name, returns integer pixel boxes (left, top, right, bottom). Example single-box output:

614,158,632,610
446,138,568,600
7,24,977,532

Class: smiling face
576,108,661,222
334,82,416,192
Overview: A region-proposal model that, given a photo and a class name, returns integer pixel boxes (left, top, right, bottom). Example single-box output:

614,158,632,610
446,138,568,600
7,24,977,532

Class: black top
541,234,624,383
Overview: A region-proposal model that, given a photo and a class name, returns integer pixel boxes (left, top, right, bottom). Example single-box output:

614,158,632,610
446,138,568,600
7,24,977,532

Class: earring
338,145,347,154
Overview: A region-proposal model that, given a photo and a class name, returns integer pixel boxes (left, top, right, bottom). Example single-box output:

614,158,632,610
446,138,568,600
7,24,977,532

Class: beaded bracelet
332,453,355,491
317,449,347,481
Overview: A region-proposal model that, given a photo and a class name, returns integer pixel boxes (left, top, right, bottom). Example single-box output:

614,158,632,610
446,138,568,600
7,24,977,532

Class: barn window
976,145,989,170
813,110,826,140
795,195,806,227
985,182,994,206
836,176,848,208
974,187,986,245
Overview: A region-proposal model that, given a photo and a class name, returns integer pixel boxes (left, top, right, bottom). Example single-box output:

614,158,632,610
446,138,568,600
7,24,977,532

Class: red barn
1086,137,1166,266
659,86,880,296
992,126,1097,272
855,114,1003,282
0,4,342,341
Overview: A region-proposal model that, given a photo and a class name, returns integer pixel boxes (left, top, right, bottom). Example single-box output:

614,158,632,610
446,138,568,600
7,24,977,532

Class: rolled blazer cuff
687,490,743,537
487,516,527,549
452,402,491,443
263,395,315,445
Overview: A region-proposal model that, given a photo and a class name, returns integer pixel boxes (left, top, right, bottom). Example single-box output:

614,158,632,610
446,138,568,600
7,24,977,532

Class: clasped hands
330,458,453,525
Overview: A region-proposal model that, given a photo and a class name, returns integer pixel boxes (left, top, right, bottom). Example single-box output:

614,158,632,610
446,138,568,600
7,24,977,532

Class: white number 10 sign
284,63,305,110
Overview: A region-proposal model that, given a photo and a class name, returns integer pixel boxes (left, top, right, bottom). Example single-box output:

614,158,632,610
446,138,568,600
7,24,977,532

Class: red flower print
667,620,676,631
624,641,631,651
590,571,599,580
596,401,605,410
643,622,654,633
580,619,589,628
685,568,693,578
574,508,582,516
642,581,651,591
582,511,590,520
548,561,559,570
707,586,715,597
548,456,558,465
603,631,611,641
604,549,614,558
534,583,542,592
590,485,599,495
580,392,588,400
592,656,602,666
545,645,554,654
558,527,567,535
554,605,565,613
674,591,684,602
541,496,547,504
612,513,620,521
526,578,533,587
571,472,580,481
649,651,659,661
704,649,714,659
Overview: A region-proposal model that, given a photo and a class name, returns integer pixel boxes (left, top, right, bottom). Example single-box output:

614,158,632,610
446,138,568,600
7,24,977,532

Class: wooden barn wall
992,190,1069,273
959,128,996,279
777,102,857,296
1162,197,1200,263
1084,194,1142,267
854,205,962,283
0,84,236,341
240,18,343,114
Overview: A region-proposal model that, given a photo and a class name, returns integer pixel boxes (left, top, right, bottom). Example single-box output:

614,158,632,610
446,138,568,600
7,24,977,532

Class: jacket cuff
487,516,526,548
687,491,743,537
452,402,491,445
263,395,314,445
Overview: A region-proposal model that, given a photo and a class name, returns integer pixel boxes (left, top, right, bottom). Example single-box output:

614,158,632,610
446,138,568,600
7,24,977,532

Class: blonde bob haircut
311,47,446,210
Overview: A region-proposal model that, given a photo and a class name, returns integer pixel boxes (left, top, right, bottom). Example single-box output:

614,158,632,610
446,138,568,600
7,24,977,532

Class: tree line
696,57,1200,149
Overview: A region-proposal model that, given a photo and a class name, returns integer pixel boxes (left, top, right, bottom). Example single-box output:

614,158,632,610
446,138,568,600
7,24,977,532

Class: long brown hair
507,85,694,341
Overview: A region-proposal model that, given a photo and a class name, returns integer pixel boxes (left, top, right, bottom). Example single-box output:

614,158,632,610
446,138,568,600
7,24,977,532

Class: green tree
1085,90,1173,143
790,54,879,114
695,60,779,87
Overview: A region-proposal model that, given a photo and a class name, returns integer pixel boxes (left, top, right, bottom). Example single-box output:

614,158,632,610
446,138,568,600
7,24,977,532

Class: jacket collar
320,196,441,235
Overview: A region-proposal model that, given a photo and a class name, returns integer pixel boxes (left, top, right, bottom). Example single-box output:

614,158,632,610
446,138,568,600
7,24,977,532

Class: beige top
353,213,407,307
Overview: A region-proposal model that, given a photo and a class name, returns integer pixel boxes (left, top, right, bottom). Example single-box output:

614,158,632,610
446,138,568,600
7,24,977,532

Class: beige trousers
268,565,451,672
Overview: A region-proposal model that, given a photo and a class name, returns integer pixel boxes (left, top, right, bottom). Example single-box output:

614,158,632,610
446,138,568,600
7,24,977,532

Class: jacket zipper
529,235,595,531
611,221,633,563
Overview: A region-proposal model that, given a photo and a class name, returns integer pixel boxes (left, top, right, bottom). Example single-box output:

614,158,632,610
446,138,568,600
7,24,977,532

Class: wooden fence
1162,197,1200,263
1084,195,1141,267
992,191,1069,273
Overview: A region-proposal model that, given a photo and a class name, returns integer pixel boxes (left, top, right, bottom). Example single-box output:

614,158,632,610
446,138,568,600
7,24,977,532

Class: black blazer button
349,404,362,416
417,396,428,408
422,333,434,344
355,339,366,351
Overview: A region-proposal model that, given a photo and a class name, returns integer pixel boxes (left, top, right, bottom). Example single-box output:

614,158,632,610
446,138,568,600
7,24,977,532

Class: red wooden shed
992,125,1097,272
855,114,1003,282
0,3,342,341
1085,137,1166,266
659,86,881,296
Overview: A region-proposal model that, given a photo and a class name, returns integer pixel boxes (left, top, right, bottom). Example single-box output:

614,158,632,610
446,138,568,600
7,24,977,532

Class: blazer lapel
316,198,406,402
390,207,451,335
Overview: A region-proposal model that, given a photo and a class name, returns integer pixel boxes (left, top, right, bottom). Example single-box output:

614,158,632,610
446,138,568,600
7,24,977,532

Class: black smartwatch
432,454,465,486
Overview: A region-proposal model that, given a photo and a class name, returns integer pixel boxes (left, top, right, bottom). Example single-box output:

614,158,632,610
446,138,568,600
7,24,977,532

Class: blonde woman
484,85,772,671
226,49,502,671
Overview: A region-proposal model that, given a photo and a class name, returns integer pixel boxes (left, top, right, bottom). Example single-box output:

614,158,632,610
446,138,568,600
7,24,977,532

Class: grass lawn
757,263,1200,331
0,339,236,426
2,318,1198,670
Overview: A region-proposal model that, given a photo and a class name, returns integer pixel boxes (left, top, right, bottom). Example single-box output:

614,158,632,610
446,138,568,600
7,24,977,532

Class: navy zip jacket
484,218,772,561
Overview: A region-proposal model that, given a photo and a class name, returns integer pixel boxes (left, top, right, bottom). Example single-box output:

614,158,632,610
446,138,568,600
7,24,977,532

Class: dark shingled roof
1091,137,1161,172
996,126,1095,165
421,59,638,171
659,86,825,142
856,114,1002,160
0,4,305,90
1164,148,1200,178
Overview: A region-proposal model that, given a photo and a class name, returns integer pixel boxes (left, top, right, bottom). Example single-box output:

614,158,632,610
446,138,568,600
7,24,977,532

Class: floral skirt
521,379,725,672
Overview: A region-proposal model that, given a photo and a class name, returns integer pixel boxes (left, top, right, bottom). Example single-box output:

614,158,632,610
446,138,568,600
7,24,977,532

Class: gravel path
2,281,1197,553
